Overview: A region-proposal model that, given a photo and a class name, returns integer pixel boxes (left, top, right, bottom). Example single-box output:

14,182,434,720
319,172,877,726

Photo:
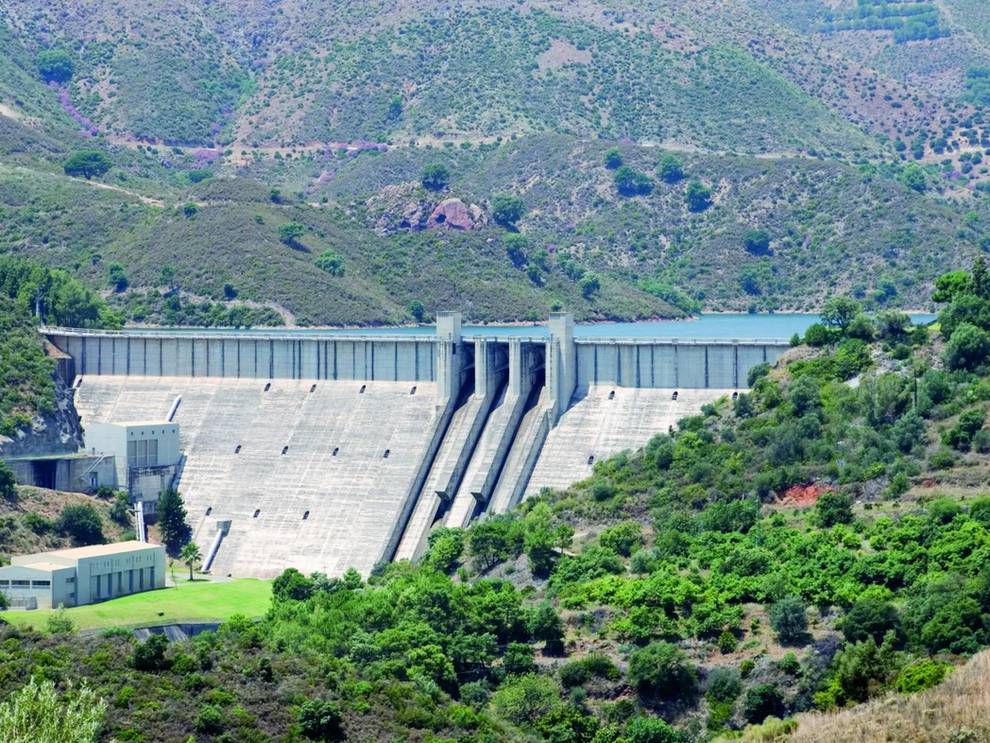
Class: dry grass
787,651,990,743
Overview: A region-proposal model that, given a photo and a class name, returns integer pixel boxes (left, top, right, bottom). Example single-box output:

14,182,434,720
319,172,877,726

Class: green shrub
614,166,653,196
769,596,808,644
63,150,112,180
599,521,643,557
743,683,784,723
893,659,951,693
421,163,450,191
706,666,742,702
278,222,306,247
628,642,697,697
944,323,990,371
491,194,526,227
604,148,623,169
132,634,171,672
195,704,224,734
685,180,712,211
0,462,16,501
298,699,344,740
743,229,771,256
842,599,903,646
57,504,104,545
314,250,346,277
36,49,75,83
627,716,684,743
658,154,684,183
816,492,853,527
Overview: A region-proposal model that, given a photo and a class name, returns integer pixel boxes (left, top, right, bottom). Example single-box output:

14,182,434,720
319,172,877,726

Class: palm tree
179,541,202,582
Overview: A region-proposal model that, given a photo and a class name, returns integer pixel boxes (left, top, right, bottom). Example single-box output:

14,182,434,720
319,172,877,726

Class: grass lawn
0,578,271,632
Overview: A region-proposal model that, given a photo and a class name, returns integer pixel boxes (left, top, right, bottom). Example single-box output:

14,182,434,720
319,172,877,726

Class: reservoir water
120,313,936,341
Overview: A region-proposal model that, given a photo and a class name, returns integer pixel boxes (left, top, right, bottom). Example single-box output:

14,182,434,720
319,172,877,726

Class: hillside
0,1,989,323
3,266,990,740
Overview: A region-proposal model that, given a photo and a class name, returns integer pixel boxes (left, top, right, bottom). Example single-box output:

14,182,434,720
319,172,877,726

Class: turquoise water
121,313,936,341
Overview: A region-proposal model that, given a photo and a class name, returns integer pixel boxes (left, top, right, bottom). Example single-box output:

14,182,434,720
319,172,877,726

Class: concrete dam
45,314,788,578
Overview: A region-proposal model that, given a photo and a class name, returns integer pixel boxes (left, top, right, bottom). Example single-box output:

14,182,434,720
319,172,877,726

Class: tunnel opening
31,460,57,490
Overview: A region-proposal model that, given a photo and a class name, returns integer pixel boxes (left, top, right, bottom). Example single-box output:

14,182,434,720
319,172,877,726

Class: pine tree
157,488,191,555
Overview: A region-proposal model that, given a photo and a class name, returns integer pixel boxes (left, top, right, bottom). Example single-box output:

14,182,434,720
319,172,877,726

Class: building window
31,580,51,587
11,580,29,587
66,576,75,584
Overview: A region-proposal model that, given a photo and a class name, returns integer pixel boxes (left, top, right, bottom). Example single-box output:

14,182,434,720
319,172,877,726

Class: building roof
0,561,69,573
91,420,174,429
17,541,162,564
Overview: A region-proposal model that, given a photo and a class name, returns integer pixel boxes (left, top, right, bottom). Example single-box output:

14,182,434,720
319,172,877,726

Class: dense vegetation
3,267,990,741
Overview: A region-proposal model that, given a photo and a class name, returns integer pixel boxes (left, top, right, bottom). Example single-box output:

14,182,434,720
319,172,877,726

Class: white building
84,421,180,514
0,541,166,610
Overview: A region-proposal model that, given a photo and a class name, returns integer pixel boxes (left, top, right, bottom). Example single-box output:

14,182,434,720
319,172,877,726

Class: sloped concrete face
50,319,790,577
524,386,731,498
75,376,440,578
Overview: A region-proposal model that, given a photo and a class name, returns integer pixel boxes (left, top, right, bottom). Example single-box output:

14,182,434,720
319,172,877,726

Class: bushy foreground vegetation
3,266,990,741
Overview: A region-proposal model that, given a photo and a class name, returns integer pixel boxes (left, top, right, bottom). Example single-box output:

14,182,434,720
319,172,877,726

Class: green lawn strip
0,578,271,631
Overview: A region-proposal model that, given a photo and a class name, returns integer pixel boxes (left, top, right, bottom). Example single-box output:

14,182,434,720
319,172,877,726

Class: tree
157,488,191,555
36,49,75,83
272,567,314,602
57,504,104,545
298,699,344,741
769,596,808,644
627,641,697,697
528,602,565,655
659,154,684,183
743,229,771,256
504,233,529,267
314,250,345,277
408,299,426,322
579,272,601,299
107,262,128,292
278,222,306,247
132,633,170,672
63,150,112,180
743,683,784,723
109,492,131,526
932,270,972,303
491,194,526,228
944,322,990,371
491,674,559,726
816,491,854,527
627,717,684,743
0,461,16,501
179,541,202,581
614,165,653,196
421,163,450,191
843,598,903,645
820,296,861,331
159,265,178,293
603,148,623,169
685,180,712,211
0,676,106,743
900,163,926,192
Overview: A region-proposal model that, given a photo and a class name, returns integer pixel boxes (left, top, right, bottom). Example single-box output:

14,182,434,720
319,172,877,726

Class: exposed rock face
0,374,83,458
368,183,486,234
427,198,475,230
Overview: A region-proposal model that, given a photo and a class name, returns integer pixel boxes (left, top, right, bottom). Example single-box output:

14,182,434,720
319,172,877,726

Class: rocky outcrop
427,198,478,230
369,183,485,235
0,373,83,458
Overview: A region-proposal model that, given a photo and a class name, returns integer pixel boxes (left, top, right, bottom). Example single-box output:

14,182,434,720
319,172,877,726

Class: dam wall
46,330,438,382
44,317,789,578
